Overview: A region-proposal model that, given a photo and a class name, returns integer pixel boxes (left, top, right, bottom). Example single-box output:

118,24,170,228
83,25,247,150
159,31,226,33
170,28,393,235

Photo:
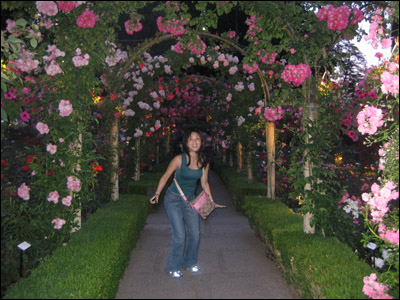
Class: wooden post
134,138,141,181
303,103,317,234
247,151,254,183
110,117,119,201
266,121,276,199
237,142,243,172
71,132,82,232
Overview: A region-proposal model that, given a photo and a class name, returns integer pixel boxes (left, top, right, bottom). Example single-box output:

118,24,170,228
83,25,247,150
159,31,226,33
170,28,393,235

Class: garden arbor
105,30,276,202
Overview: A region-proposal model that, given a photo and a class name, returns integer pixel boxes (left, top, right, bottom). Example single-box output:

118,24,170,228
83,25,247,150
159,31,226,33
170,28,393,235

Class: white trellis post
110,117,119,201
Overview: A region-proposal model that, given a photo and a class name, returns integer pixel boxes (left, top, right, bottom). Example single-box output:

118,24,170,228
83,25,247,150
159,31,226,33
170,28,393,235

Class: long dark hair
182,129,208,168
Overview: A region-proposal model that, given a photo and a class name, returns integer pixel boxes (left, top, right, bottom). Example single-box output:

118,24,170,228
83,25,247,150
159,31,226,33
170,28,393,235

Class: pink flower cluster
188,36,206,55
228,31,236,39
125,13,143,35
48,190,60,204
281,64,312,87
14,46,40,73
356,105,384,135
58,100,73,117
62,195,72,207
43,44,65,76
257,49,278,65
36,1,58,16
378,224,399,246
157,16,189,36
172,41,185,54
36,122,50,135
316,4,363,31
52,218,66,229
362,181,399,223
363,273,393,299
57,1,78,13
245,14,263,40
380,71,399,95
77,9,98,29
18,183,30,201
264,106,284,122
243,62,259,74
67,176,81,192
46,143,57,155
72,48,90,67
364,8,393,50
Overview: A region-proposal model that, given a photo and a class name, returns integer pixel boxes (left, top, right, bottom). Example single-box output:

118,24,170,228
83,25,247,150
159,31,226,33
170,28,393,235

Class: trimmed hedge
214,159,373,299
4,194,149,299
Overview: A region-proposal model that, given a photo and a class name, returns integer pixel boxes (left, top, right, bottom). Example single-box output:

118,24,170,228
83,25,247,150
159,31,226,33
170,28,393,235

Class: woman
150,129,225,278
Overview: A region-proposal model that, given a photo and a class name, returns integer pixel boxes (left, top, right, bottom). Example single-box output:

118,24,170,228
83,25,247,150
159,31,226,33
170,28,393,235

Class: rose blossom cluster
316,4,363,31
36,122,50,135
48,190,60,204
363,273,393,299
67,176,81,192
281,64,312,87
72,48,90,67
125,13,143,35
157,16,189,36
77,9,98,28
380,70,399,95
364,8,393,50
43,44,65,76
188,36,206,55
52,218,66,230
356,105,384,135
362,181,399,223
257,49,278,65
14,46,40,73
18,183,31,201
36,1,58,16
243,62,259,74
264,106,284,122
57,1,78,12
245,14,263,42
59,99,73,117
171,41,185,54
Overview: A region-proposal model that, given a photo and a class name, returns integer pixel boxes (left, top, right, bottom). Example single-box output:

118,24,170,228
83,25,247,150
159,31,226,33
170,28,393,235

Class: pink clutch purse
174,169,215,219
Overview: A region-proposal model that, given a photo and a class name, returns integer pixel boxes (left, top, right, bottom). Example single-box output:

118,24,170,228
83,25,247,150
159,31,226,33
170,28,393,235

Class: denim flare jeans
164,189,200,272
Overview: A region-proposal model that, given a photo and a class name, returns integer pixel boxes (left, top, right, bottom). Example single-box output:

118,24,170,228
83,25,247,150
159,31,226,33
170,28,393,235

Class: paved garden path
116,170,297,299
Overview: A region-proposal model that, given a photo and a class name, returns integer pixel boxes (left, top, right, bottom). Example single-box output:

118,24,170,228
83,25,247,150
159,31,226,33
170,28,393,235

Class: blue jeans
164,189,200,272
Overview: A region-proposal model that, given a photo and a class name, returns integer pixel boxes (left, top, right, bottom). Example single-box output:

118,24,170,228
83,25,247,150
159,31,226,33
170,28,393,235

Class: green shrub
4,194,149,299
216,164,373,299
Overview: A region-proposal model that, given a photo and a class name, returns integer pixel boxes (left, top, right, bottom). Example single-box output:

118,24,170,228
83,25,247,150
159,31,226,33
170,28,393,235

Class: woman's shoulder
171,154,183,166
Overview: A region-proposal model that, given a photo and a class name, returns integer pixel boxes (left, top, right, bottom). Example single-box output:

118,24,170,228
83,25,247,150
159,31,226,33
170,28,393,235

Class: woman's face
186,132,202,152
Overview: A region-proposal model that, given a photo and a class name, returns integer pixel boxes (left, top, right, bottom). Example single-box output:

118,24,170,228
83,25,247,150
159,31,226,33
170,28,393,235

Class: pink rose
67,176,81,192
62,195,72,207
52,218,66,229
47,190,60,204
36,1,58,16
18,183,31,201
77,10,98,28
59,99,73,116
36,122,50,135
46,143,57,155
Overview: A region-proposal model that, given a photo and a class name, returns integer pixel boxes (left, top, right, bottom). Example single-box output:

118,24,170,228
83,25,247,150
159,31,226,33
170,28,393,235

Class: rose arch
103,31,278,203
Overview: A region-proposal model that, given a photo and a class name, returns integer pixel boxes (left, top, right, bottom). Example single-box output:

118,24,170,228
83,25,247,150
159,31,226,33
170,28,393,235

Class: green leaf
15,18,28,27
1,108,8,122
1,80,7,93
30,38,38,48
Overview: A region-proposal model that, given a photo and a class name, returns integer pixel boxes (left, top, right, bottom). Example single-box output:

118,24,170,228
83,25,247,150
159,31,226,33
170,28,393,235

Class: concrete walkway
116,170,297,299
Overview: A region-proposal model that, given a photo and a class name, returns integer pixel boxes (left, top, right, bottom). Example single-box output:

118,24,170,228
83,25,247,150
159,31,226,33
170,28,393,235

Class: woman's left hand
214,203,226,208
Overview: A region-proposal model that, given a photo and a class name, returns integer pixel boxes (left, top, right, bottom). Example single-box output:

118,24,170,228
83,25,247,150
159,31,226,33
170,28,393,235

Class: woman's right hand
149,194,159,204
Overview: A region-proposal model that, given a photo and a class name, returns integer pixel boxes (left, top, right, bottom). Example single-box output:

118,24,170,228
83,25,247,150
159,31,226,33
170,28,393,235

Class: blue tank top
170,153,203,197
